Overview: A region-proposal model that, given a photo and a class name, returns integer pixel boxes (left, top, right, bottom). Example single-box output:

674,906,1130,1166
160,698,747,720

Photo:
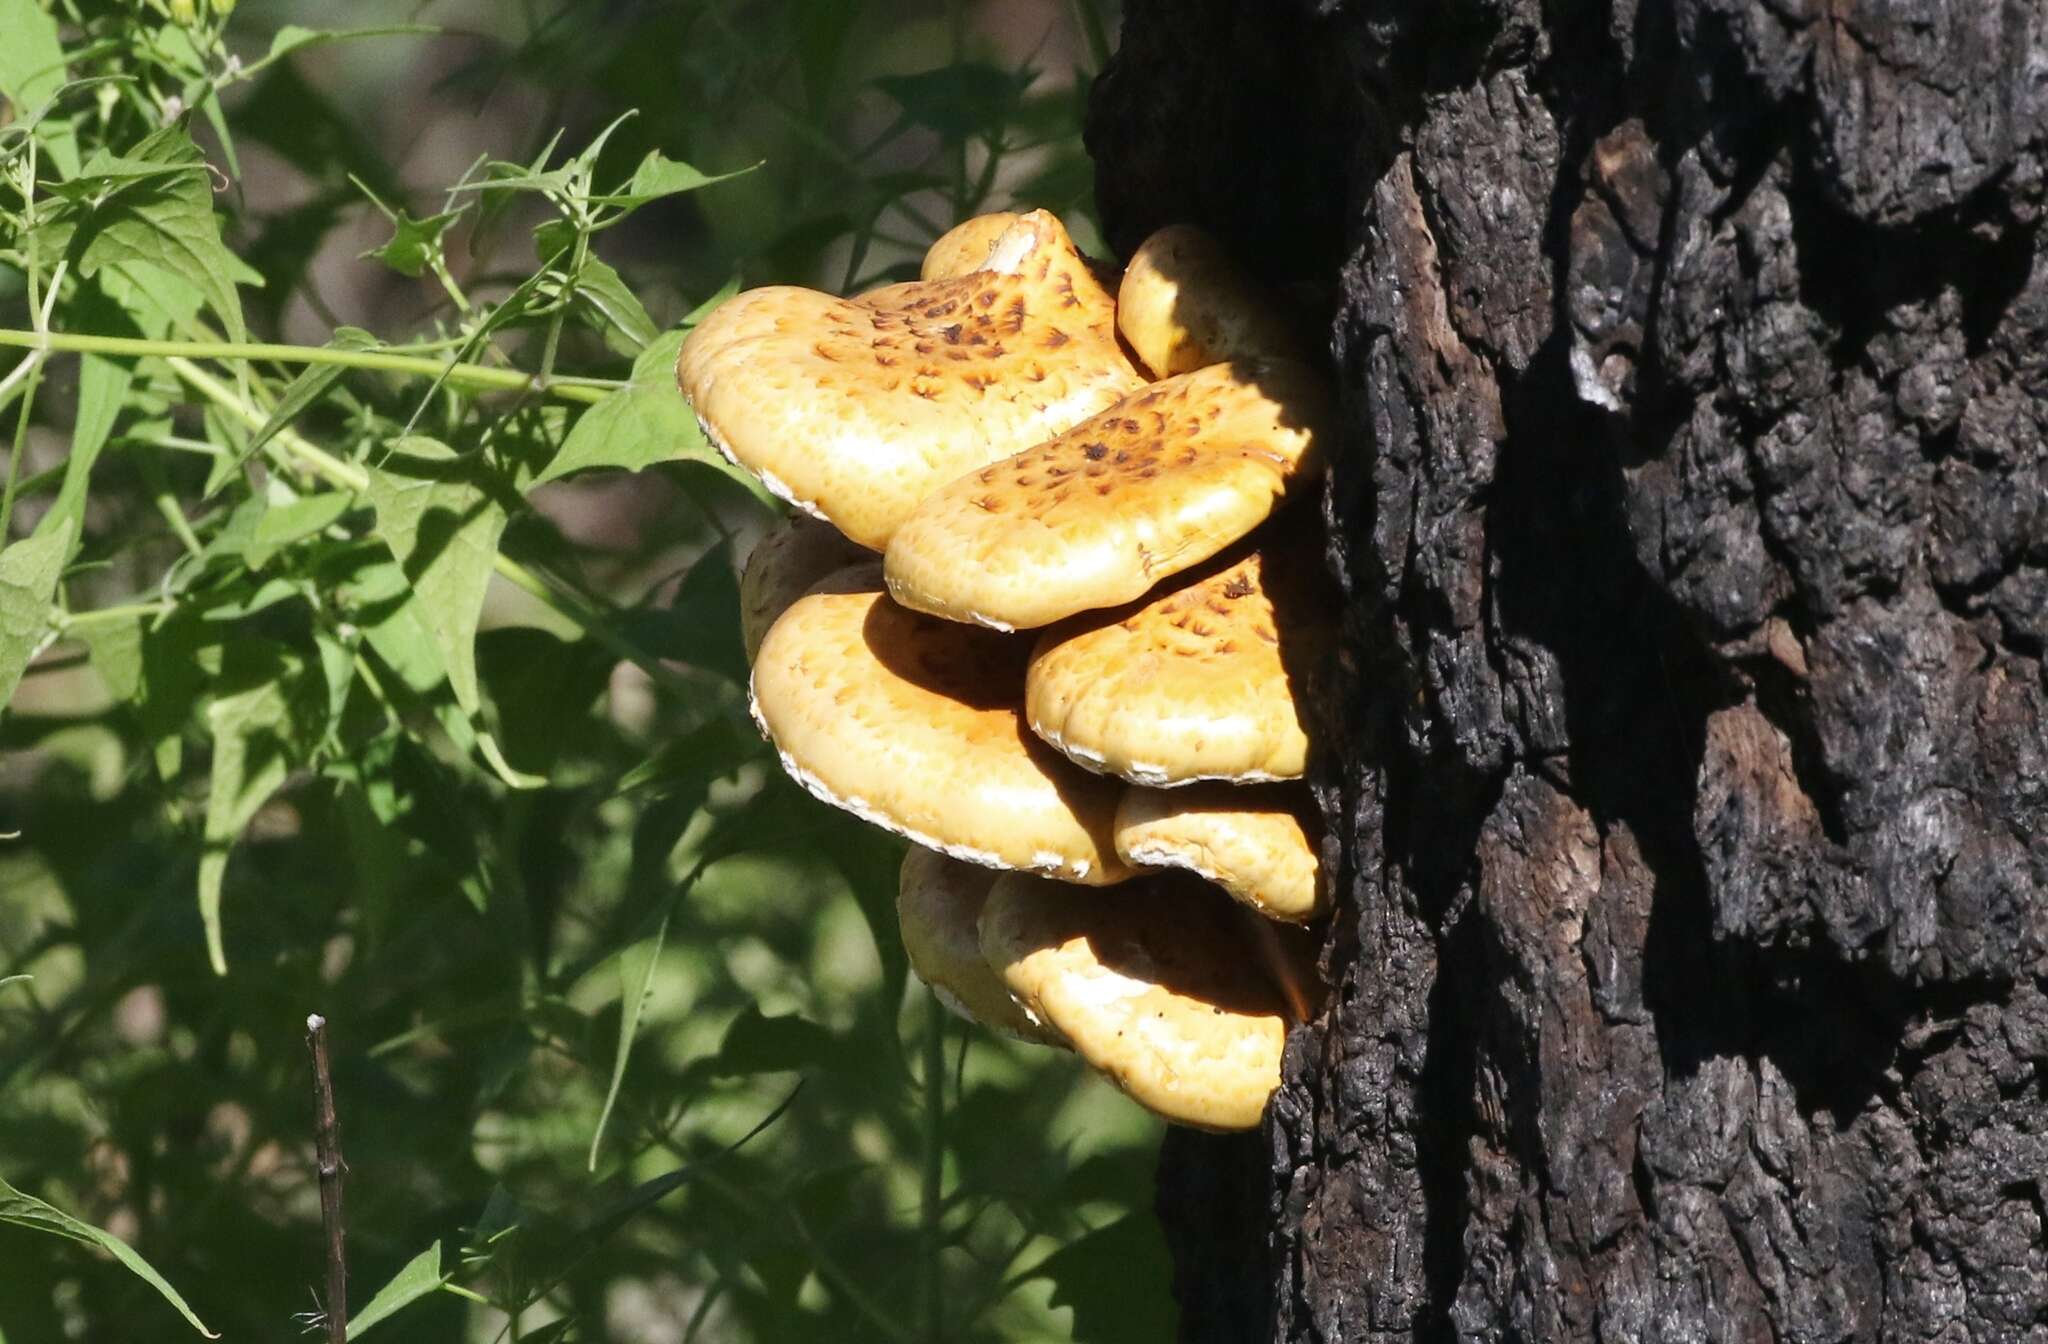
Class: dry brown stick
306,1013,347,1344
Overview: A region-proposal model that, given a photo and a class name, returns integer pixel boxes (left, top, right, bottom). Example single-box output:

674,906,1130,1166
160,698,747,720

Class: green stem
161,357,689,694
57,600,173,628
0,329,619,404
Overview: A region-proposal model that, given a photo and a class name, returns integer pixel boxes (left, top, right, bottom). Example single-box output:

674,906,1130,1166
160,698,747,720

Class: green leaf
366,438,540,789
587,150,758,208
346,1240,447,1340
363,208,465,279
531,330,755,492
0,523,70,716
244,492,353,569
198,644,318,973
1029,1214,1176,1342
54,283,143,546
0,1173,216,1337
45,129,257,345
210,326,379,496
0,0,66,117
264,23,437,66
588,914,669,1172
874,62,1035,140
366,437,504,714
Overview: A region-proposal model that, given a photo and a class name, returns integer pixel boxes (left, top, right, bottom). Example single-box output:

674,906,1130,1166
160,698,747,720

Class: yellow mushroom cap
1117,223,1310,379
921,212,1023,281
882,359,1331,630
1114,783,1324,923
978,871,1289,1131
1025,547,1328,786
739,515,873,662
898,846,1065,1044
750,576,1131,884
677,209,1143,550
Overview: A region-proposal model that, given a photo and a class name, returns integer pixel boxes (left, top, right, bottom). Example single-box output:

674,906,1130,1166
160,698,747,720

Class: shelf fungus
898,846,1066,1044
685,210,1343,1131
920,212,1023,281
979,872,1294,1132
1116,223,1309,378
738,515,871,662
1025,546,1330,787
1115,783,1324,923
677,210,1143,550
749,567,1130,884
883,359,1331,631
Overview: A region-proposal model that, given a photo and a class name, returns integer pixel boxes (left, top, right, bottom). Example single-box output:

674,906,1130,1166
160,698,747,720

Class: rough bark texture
1087,2,2047,1339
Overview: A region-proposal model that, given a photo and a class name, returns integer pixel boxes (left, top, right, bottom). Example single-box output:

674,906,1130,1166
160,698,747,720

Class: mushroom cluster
678,210,1334,1132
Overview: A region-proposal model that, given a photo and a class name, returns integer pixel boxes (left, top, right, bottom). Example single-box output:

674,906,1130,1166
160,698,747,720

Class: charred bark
1087,2,2048,1339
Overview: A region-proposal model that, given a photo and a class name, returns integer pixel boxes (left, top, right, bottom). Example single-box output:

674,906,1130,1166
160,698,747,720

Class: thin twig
306,1013,348,1344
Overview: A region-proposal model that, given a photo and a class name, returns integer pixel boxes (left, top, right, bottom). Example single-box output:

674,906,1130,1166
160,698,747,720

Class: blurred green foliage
0,1,1174,1340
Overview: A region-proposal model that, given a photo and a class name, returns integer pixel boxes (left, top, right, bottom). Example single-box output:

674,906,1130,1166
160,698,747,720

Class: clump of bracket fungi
678,210,1334,1132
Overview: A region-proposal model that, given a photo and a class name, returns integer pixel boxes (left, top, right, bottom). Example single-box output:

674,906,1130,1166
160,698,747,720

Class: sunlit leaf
587,150,758,208
0,522,70,715
532,330,756,492
42,129,259,344
346,1240,447,1340
0,1173,216,1337
198,642,321,973
367,438,540,788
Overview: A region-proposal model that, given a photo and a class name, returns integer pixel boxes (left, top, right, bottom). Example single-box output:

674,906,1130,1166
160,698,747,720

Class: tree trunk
1085,2,2048,1339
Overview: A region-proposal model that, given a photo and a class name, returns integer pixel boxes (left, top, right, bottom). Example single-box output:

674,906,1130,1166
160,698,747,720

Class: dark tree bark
1085,2,2048,1339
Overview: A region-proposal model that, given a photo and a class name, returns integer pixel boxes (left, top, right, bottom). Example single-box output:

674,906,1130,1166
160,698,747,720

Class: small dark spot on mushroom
1042,328,1070,349
1113,450,1130,464
975,496,999,512
812,342,839,362
1083,442,1108,461
1095,481,1114,495
942,324,963,344
875,353,898,367
1222,576,1254,600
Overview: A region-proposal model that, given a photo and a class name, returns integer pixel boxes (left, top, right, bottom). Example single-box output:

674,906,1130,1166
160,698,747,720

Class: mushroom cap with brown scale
978,871,1290,1131
882,359,1331,631
1114,783,1324,923
898,846,1066,1044
921,212,1023,281
1116,223,1311,379
677,210,1143,550
1025,546,1330,786
738,515,873,663
750,571,1131,884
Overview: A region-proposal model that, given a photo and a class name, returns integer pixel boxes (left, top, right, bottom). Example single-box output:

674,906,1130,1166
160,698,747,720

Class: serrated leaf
531,330,754,491
0,1173,216,1337
345,1240,446,1340
199,644,318,973
43,129,256,344
0,523,71,716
